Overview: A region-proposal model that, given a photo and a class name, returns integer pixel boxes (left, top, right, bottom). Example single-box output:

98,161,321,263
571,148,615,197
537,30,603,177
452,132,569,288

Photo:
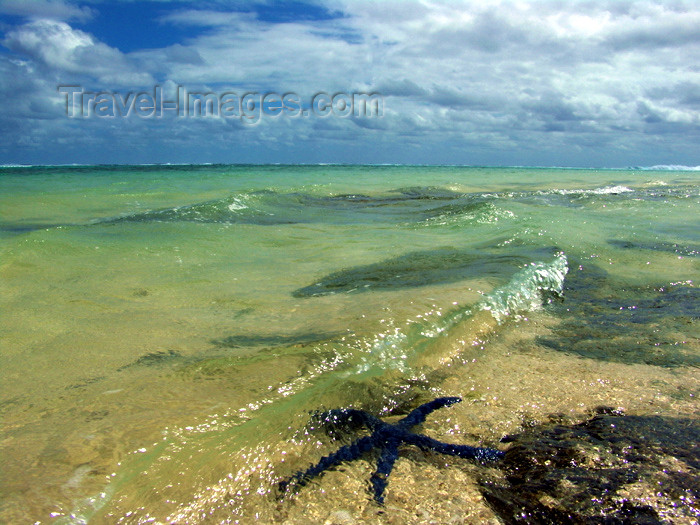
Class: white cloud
3,19,153,85
0,0,94,21
159,9,255,27
146,14,368,91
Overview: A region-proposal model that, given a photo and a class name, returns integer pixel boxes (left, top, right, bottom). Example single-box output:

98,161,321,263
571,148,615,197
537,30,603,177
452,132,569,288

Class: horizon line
2,162,700,171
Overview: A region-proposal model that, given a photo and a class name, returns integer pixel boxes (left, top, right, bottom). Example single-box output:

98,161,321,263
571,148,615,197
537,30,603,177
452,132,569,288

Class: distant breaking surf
633,165,700,171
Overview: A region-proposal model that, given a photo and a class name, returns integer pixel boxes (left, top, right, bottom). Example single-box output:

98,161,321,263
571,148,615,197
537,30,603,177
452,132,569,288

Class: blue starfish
279,396,504,504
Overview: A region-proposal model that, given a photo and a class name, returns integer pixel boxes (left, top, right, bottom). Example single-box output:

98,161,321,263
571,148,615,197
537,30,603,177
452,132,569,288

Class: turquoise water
0,165,698,523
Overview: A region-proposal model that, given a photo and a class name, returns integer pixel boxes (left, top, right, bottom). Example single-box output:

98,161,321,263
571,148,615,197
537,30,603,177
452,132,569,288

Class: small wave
348,253,569,373
549,185,633,196
102,187,487,227
634,165,700,171
227,196,249,211
479,253,568,323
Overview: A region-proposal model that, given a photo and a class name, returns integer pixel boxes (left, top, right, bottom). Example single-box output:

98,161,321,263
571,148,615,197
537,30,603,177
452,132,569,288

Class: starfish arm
398,396,462,429
278,397,503,503
406,433,504,461
323,408,385,432
279,435,376,494
370,440,400,504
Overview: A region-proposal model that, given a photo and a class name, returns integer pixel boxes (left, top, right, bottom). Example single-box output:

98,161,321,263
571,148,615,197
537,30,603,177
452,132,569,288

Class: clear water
0,165,698,523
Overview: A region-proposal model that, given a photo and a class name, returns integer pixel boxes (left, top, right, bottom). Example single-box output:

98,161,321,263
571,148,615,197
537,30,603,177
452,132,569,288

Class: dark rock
480,410,700,524
117,349,182,370
211,332,339,349
292,248,530,297
537,260,700,367
608,239,699,258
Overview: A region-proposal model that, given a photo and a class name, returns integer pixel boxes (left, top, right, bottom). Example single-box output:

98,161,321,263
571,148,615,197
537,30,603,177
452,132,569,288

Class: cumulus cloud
3,19,153,84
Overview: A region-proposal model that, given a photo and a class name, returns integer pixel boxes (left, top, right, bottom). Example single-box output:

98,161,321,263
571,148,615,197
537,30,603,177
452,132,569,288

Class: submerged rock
292,248,529,297
608,239,699,258
211,332,340,349
537,261,700,367
117,349,182,370
480,409,700,524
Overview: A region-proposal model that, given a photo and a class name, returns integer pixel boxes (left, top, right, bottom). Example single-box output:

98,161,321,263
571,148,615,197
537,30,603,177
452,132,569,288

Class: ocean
0,165,698,523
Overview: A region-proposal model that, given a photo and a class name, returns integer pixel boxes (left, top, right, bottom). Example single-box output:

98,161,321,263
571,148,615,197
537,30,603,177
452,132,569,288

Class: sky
0,0,698,167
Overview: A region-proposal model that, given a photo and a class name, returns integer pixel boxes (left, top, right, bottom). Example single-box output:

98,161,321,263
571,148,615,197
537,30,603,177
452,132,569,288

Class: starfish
278,396,504,504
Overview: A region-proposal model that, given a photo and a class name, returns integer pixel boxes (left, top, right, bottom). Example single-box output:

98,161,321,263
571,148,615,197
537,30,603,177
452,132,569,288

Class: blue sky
0,0,698,167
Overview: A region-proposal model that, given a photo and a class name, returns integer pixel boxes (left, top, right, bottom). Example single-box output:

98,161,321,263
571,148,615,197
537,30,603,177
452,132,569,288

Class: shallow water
0,165,698,523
